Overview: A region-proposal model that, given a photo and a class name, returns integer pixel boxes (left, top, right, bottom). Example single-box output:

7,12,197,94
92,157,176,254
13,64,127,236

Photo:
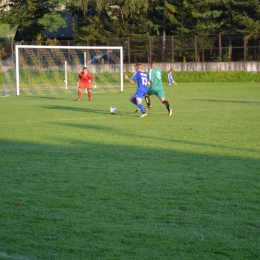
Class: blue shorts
135,89,147,99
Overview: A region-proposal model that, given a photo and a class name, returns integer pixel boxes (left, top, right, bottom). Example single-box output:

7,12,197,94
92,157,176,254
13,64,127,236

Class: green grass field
0,82,259,259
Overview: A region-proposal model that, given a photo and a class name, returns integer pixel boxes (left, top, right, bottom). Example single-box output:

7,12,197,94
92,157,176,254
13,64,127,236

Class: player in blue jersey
125,63,149,118
168,70,177,85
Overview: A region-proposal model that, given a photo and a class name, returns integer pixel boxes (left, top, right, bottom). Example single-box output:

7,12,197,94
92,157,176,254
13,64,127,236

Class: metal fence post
195,35,197,62
128,37,130,64
172,36,174,62
219,34,222,61
244,39,247,61
259,37,260,61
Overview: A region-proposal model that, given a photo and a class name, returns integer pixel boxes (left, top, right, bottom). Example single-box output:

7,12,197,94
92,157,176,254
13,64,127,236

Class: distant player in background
76,67,96,101
125,63,149,118
145,61,173,116
168,70,177,85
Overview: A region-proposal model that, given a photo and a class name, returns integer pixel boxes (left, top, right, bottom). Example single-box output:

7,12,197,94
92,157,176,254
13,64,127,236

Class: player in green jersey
144,61,172,116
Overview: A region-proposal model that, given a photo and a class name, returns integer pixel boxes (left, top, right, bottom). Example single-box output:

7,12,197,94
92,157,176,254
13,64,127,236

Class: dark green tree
219,0,244,61
74,0,112,45
190,0,223,61
232,0,260,39
0,0,67,41
191,0,224,34
162,0,196,35
74,0,160,45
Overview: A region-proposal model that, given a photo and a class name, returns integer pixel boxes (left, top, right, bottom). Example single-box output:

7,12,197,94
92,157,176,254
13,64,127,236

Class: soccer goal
4,45,123,96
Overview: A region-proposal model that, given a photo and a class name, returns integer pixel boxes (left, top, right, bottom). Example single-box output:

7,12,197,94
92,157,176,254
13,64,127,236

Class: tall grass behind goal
3,45,123,96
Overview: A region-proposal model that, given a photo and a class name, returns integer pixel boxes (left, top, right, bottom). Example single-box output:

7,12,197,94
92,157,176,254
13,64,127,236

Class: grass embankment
1,70,260,96
161,71,260,83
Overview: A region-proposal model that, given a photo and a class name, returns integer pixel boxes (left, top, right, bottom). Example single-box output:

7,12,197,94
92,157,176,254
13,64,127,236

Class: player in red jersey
76,67,96,101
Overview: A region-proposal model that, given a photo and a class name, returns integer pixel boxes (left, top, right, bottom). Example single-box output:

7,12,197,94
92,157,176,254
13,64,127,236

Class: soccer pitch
0,82,259,259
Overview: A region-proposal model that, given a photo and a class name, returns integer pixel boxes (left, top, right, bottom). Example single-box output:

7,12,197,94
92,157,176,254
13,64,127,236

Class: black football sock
145,95,151,107
162,100,171,111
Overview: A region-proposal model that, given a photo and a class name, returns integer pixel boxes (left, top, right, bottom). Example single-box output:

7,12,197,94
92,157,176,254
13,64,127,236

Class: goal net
1,45,123,96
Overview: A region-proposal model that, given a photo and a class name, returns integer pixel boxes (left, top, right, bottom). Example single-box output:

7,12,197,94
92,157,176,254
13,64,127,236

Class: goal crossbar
15,45,124,95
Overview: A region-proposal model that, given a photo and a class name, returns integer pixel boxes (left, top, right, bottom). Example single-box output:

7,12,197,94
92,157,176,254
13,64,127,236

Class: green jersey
148,67,165,99
149,67,163,89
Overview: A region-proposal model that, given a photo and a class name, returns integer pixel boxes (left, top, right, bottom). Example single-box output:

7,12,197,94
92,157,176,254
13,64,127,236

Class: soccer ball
110,106,117,114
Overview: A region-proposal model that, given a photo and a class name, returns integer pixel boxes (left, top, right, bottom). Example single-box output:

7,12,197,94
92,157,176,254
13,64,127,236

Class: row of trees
0,0,259,45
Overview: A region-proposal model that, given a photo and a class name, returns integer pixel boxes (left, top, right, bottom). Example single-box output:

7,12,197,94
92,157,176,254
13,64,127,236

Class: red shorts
79,82,91,89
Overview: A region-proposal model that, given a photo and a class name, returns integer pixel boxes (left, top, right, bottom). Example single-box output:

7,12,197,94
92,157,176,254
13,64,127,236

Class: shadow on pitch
40,104,144,116
22,96,68,100
41,104,108,114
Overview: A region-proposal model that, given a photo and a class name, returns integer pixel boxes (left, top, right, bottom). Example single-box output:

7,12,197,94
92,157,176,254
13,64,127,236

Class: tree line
0,0,259,45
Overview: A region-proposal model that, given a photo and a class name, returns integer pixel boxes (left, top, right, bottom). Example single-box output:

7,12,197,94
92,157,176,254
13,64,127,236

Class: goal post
14,45,124,96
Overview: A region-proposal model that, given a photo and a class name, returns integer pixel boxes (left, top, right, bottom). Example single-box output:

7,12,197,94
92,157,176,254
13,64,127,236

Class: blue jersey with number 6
131,71,149,94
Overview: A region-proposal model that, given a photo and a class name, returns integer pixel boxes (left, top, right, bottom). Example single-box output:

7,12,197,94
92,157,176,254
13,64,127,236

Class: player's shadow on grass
35,96,68,100
41,105,135,116
193,99,260,104
41,105,107,114
22,96,71,100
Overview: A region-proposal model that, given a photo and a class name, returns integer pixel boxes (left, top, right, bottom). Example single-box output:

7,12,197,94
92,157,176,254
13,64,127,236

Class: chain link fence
1,34,260,63
107,34,260,63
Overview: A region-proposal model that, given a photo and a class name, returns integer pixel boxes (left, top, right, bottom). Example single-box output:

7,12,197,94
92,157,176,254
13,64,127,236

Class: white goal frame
15,45,124,96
